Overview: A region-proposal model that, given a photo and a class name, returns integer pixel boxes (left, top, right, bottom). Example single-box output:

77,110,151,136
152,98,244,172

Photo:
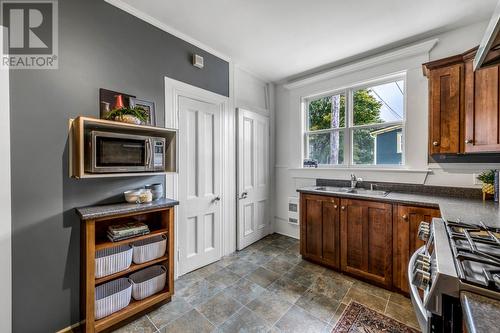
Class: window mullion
345,89,353,167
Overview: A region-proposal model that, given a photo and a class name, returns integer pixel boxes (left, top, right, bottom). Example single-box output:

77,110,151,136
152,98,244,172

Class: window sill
287,167,430,184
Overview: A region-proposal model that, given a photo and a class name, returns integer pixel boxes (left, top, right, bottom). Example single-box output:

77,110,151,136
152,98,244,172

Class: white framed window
304,75,405,167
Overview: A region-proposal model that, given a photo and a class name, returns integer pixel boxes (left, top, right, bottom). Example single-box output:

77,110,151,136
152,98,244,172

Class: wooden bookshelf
80,205,175,333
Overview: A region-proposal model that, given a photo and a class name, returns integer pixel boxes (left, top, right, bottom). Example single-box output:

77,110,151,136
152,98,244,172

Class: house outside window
304,76,405,167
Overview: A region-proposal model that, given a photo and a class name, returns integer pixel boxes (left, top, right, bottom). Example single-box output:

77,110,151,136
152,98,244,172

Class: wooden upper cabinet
464,60,500,153
427,64,464,154
393,205,440,294
300,193,340,269
340,198,392,288
424,46,500,156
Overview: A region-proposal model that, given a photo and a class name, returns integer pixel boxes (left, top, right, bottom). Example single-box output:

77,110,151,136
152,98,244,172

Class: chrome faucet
350,174,359,189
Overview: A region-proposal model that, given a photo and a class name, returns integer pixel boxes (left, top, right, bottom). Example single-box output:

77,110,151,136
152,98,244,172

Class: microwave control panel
153,141,165,168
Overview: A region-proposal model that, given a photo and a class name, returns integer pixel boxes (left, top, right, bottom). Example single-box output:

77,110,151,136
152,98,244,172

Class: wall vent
288,197,299,225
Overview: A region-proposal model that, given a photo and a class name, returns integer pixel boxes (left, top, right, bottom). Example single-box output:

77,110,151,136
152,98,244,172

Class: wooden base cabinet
299,193,443,293
393,205,440,293
300,194,340,269
340,199,393,289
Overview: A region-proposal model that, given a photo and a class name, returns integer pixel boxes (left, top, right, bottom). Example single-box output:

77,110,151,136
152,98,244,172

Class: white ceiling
115,0,497,82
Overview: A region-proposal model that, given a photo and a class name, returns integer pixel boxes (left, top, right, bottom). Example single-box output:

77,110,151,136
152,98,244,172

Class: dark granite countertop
461,291,500,333
297,186,500,228
76,197,179,220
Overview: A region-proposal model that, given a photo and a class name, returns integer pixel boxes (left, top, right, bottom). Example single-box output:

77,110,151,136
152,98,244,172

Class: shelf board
95,289,171,332
74,171,167,179
95,256,168,285
95,229,167,251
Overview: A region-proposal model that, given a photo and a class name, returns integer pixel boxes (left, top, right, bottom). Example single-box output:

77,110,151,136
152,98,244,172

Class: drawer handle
341,206,345,210
432,141,439,146
465,139,473,144
334,205,338,209
402,214,408,221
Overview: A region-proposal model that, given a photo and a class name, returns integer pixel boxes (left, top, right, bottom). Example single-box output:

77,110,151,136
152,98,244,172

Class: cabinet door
322,199,340,269
464,61,500,152
300,194,340,269
393,205,440,293
429,64,463,154
301,194,323,260
340,198,393,288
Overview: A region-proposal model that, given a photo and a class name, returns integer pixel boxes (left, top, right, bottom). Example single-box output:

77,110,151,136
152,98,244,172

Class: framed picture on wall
129,98,156,126
99,88,136,119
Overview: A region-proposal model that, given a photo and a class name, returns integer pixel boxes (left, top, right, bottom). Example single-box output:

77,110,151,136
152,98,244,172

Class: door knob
239,192,248,199
213,196,221,203
432,141,439,146
465,139,473,144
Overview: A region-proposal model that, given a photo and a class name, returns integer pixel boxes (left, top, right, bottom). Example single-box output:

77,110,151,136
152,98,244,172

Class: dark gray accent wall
9,0,229,331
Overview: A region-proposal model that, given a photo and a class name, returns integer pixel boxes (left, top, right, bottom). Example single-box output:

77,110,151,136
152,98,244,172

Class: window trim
303,73,406,168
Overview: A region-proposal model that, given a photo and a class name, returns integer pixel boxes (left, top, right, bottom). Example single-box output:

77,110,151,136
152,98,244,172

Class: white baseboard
273,216,299,239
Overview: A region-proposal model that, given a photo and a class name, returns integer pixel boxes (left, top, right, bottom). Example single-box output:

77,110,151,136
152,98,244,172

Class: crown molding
105,0,231,62
283,38,439,90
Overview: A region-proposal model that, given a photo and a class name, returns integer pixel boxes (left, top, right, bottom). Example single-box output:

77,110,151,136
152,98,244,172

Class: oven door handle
408,246,428,320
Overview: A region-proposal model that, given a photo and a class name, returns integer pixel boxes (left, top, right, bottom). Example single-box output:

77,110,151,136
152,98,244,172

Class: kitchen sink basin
346,188,389,196
314,186,388,197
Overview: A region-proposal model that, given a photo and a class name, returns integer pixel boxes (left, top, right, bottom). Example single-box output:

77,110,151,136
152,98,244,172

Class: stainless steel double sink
313,186,389,197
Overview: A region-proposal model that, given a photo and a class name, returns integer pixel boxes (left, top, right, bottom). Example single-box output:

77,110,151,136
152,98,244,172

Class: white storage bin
130,265,167,301
95,245,133,278
132,235,167,264
95,278,132,320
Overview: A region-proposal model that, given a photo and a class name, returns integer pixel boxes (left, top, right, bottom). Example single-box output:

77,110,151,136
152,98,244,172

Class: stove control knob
413,260,431,274
417,253,431,264
418,222,431,242
413,269,431,290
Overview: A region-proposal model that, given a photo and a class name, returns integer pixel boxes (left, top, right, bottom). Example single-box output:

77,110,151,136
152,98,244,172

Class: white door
237,108,270,250
178,96,222,274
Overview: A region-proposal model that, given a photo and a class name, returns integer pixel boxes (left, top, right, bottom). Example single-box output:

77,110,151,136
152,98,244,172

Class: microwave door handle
145,139,152,167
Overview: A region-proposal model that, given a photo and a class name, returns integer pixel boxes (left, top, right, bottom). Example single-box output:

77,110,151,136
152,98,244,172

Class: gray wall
9,0,229,331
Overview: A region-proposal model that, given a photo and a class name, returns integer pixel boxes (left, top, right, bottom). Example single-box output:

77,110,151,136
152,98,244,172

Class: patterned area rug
332,302,420,333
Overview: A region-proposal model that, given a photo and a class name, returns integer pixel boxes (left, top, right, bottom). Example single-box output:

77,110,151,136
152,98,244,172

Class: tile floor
113,234,420,333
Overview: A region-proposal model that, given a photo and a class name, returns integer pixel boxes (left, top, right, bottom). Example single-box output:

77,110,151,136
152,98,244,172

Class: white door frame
0,25,12,333
164,77,233,278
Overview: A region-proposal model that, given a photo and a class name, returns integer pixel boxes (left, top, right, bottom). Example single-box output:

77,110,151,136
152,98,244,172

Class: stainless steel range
409,218,500,333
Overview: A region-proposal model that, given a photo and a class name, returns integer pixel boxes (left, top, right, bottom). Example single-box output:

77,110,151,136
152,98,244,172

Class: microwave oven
85,130,166,173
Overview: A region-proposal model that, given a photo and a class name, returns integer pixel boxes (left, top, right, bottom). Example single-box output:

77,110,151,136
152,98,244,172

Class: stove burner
446,221,500,292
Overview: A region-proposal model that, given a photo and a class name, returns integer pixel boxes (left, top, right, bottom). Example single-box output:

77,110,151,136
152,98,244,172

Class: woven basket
95,245,133,278
130,265,167,301
95,278,132,320
132,235,167,264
